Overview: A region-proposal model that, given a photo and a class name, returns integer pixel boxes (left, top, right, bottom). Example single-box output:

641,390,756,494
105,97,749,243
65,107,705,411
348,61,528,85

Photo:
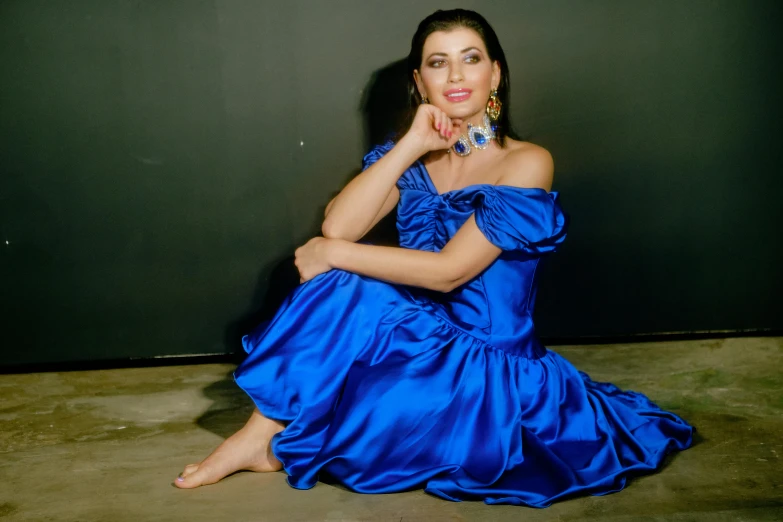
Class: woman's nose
448,64,464,82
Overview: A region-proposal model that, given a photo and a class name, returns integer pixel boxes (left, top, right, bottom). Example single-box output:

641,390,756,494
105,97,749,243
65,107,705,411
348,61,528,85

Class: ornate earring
486,89,501,134
420,95,429,104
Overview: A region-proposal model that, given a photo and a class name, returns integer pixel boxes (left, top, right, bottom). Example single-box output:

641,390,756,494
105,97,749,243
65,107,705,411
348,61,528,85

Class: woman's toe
173,464,202,488
181,464,200,477
174,466,213,489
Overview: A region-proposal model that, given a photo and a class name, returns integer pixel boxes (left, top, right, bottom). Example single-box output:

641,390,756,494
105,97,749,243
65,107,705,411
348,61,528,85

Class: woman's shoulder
496,139,554,192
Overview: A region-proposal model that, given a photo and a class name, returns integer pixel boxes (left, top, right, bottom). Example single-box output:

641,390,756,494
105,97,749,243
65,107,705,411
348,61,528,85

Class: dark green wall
1,1,781,366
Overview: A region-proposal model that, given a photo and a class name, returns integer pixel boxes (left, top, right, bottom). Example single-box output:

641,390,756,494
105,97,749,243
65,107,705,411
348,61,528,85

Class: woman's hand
294,237,335,283
405,104,463,155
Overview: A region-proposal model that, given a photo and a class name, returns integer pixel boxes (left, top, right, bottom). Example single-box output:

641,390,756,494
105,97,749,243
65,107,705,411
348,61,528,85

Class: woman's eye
429,60,445,68
465,55,480,63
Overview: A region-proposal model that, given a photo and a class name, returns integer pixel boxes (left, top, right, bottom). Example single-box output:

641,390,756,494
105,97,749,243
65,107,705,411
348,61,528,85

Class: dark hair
399,9,516,146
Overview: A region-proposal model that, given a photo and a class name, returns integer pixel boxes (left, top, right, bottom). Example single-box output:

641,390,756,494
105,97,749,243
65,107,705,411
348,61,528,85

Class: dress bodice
363,142,568,354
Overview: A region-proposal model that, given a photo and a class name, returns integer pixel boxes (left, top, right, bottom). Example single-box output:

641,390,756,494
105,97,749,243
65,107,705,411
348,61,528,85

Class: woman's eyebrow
425,47,482,60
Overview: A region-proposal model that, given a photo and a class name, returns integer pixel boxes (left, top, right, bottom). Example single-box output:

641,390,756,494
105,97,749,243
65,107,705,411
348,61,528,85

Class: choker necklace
451,114,498,157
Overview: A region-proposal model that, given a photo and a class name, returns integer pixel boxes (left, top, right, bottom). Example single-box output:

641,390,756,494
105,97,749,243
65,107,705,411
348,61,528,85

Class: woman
175,9,693,507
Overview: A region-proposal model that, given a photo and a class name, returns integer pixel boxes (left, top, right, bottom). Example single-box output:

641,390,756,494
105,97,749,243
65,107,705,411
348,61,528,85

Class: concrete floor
1,337,782,522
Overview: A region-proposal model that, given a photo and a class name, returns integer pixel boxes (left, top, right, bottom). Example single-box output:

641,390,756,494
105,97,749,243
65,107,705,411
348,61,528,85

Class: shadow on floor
194,372,256,439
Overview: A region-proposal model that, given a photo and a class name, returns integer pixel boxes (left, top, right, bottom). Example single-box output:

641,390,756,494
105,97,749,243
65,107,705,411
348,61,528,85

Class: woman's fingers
435,108,444,135
431,109,446,139
431,106,441,131
414,105,465,150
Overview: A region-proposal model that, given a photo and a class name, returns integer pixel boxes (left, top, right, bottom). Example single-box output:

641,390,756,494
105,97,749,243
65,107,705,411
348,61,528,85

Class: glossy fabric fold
234,141,693,506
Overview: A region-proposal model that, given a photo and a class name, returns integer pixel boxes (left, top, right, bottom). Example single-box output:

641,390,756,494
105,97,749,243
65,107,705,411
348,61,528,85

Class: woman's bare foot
174,408,285,489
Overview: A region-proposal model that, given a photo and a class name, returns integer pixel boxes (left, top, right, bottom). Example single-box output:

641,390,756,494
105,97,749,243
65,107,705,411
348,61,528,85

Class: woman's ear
413,69,426,98
492,61,501,90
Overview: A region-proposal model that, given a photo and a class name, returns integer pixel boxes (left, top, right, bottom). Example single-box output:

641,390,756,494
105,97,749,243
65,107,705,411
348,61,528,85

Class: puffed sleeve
473,186,568,254
361,140,395,171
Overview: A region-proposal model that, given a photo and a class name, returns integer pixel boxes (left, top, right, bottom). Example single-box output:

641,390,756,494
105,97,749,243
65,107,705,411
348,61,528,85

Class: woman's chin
435,105,482,121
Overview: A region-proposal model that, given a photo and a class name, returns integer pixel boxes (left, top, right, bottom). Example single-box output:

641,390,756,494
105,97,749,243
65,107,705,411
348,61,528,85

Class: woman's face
414,27,500,123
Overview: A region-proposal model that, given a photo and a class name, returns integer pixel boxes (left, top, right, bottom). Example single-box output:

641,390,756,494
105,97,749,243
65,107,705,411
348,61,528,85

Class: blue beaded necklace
451,113,498,157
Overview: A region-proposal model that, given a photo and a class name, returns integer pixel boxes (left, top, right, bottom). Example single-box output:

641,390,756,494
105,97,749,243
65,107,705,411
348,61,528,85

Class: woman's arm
321,137,420,242
297,145,555,291
322,105,463,242
324,215,501,292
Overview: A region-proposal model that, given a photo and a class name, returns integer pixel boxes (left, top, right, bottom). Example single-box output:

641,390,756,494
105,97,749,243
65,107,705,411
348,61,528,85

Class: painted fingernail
176,476,184,482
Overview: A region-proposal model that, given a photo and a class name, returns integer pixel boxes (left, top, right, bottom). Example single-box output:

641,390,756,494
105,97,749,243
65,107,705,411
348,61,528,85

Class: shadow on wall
358,58,410,247
360,58,410,150
209,59,414,433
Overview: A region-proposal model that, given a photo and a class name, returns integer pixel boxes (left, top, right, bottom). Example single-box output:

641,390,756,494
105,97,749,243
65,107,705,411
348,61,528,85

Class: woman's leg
174,408,285,489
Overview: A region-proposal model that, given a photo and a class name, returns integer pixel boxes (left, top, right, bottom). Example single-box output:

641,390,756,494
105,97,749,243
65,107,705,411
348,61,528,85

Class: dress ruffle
472,186,568,254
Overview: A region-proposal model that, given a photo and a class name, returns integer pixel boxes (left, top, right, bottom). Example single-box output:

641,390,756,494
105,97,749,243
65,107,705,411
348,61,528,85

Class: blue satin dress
235,141,693,507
